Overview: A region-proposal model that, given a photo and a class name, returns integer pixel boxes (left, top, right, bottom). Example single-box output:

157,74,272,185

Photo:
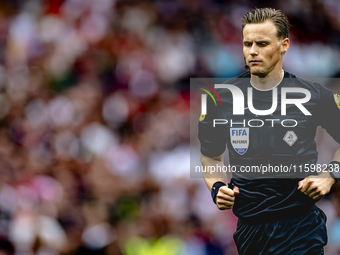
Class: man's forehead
243,20,278,41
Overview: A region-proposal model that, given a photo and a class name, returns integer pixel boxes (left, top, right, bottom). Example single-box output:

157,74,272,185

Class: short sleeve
316,84,340,144
198,95,227,157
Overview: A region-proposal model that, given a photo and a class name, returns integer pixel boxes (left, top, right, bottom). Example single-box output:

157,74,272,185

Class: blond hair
242,8,289,39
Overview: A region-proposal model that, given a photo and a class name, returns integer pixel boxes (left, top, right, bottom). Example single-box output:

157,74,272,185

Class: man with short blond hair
199,8,340,254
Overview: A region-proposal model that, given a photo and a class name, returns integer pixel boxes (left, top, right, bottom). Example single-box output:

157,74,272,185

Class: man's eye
258,42,266,46
244,43,252,47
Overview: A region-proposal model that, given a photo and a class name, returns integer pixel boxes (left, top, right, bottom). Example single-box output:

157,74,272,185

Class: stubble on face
243,20,283,78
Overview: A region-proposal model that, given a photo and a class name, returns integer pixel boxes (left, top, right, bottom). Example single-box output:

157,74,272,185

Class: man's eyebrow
243,39,271,43
256,40,271,43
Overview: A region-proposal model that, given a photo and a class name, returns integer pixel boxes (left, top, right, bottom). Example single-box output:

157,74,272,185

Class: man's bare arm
201,153,239,210
201,153,226,191
298,147,340,200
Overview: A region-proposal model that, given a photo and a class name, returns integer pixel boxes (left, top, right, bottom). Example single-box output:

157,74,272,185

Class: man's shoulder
283,70,321,91
215,71,250,91
224,71,251,84
218,70,324,92
221,70,320,88
213,71,251,96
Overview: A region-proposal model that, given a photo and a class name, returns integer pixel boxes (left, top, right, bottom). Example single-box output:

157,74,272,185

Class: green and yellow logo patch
199,114,205,121
334,94,340,110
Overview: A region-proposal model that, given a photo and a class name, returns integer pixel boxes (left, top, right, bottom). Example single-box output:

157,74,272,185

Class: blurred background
0,0,338,254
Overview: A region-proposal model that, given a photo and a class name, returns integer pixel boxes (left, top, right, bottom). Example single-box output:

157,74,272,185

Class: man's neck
250,69,284,91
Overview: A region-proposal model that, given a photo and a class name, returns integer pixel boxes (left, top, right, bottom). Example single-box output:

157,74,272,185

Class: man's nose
250,44,258,56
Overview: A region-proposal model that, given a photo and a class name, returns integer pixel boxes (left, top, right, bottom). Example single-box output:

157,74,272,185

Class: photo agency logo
199,84,312,123
198,82,312,155
196,82,222,121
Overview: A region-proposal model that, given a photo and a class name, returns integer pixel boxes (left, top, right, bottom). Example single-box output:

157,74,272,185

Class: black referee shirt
198,70,340,222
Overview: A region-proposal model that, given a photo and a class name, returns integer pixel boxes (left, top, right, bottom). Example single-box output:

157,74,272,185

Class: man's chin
250,68,265,77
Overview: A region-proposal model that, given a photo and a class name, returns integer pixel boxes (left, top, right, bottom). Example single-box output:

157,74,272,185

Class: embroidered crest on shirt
283,130,298,147
334,94,340,110
230,128,249,155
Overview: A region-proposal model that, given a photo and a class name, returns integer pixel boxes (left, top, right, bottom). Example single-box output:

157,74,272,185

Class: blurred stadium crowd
0,0,338,254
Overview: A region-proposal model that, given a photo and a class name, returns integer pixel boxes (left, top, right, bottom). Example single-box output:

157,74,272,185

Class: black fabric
328,161,340,184
231,178,316,223
198,70,340,222
233,206,327,255
211,181,226,204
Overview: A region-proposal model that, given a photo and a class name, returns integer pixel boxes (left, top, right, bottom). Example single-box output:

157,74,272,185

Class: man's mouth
249,60,261,64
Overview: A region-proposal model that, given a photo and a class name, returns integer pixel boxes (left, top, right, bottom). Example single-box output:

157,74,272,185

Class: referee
199,8,340,255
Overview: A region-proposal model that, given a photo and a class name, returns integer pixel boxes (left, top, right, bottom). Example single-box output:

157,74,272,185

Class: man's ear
281,38,290,55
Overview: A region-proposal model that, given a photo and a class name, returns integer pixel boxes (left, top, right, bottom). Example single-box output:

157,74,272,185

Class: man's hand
298,171,336,200
216,185,239,210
